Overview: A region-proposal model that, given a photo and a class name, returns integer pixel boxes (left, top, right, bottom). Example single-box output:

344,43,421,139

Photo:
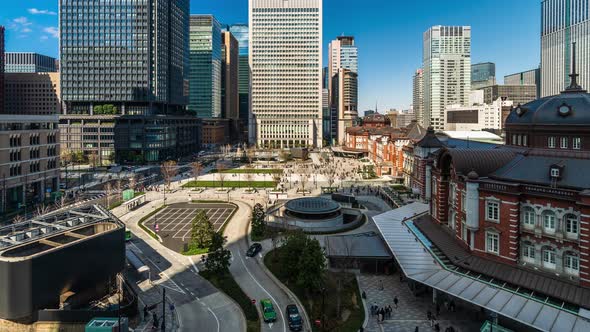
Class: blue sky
1,0,541,111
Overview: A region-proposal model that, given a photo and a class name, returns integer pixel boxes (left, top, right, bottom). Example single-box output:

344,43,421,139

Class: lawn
181,246,209,256
264,248,365,332
182,180,277,188
200,270,260,332
210,168,283,175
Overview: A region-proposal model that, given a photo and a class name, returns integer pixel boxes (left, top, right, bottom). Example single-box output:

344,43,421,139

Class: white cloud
28,8,57,16
22,28,32,33
43,27,59,38
40,35,49,41
13,17,32,26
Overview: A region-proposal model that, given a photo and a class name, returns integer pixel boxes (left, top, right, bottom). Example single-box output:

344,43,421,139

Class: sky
1,0,541,111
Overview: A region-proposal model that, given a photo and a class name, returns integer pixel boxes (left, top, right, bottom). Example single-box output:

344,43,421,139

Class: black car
286,304,303,331
246,243,262,257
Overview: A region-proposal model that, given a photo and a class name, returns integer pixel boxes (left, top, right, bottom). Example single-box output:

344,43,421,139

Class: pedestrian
143,305,149,317
379,279,384,291
394,296,398,309
427,310,432,321
414,326,419,332
152,312,159,328
434,323,440,332
450,300,456,312
379,307,385,322
388,305,392,318
436,303,441,316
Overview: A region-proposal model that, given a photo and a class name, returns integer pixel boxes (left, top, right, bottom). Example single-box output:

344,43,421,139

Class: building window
432,201,437,218
449,211,456,230
564,253,579,275
522,208,535,229
461,192,466,212
461,220,468,242
560,137,568,149
550,168,560,178
565,214,579,237
486,200,500,222
522,242,535,263
486,232,499,255
542,247,556,269
548,136,556,148
523,135,528,147
512,134,517,145
543,211,556,234
517,135,522,146
573,137,581,150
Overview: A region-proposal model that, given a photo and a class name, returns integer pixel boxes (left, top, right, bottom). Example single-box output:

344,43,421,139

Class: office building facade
227,24,250,138
413,69,424,126
541,0,590,96
4,53,58,73
444,98,513,131
482,84,537,106
471,62,496,90
189,15,222,119
60,0,196,164
249,0,323,148
423,26,471,131
4,73,61,115
332,69,358,145
504,68,541,98
0,26,4,115
221,31,239,120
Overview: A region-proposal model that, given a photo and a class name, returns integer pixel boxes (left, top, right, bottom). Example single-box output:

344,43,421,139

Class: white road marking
208,307,221,332
189,256,199,272
258,253,262,259
237,251,286,332
130,243,186,295
268,322,274,328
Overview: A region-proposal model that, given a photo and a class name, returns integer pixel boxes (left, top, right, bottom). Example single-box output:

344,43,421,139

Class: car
286,304,303,331
260,299,277,323
246,243,262,257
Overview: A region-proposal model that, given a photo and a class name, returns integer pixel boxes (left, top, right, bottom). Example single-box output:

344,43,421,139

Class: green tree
202,232,232,273
296,237,326,292
278,231,308,281
191,210,214,249
251,203,266,238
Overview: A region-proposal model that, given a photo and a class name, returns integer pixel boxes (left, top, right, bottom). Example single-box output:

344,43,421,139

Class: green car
260,299,277,323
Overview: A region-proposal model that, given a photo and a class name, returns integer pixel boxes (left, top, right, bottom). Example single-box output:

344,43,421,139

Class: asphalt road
119,201,245,332
225,200,303,332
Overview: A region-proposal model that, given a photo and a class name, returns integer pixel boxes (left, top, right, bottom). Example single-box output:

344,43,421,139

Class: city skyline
1,1,540,112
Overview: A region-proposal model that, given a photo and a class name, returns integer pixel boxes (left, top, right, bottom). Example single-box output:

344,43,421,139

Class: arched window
522,241,535,263
565,214,579,237
449,210,456,230
542,247,556,269
522,207,535,229
542,211,556,234
564,252,579,276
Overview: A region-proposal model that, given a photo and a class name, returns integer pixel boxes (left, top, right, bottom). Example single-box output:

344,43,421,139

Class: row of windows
547,136,582,149
522,242,579,275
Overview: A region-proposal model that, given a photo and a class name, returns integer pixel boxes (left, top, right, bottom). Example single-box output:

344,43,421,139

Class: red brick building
414,74,590,313
0,26,5,114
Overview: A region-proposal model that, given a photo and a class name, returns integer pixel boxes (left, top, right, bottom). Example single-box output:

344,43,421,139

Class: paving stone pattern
358,274,483,332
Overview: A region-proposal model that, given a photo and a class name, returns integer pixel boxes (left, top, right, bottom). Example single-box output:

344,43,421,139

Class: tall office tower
471,62,496,90
505,68,541,98
228,24,250,137
60,0,198,164
322,88,330,144
4,73,60,115
423,26,471,130
332,69,358,145
249,0,323,148
541,0,590,96
221,31,239,120
189,15,222,118
413,69,424,126
323,67,329,89
0,26,4,115
4,53,58,73
328,36,358,143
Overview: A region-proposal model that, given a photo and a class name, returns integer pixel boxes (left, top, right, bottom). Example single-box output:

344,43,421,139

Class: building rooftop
440,130,503,141
285,197,340,215
325,232,392,258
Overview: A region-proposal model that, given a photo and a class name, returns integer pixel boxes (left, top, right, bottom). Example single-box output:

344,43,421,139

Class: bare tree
191,161,203,181
244,173,254,191
35,204,50,217
161,160,178,191
128,175,137,192
216,163,227,189
88,151,99,170
56,195,67,209
299,169,310,196
60,148,73,168
104,182,113,208
12,215,25,224
246,147,256,166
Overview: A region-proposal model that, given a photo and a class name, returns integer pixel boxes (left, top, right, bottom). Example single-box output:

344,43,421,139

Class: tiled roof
437,148,518,177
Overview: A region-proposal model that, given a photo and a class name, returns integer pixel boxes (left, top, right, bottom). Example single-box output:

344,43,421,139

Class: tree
216,163,227,188
191,210,214,249
244,173,254,191
246,147,256,166
295,237,326,292
35,204,50,217
60,148,73,167
191,161,203,181
251,203,266,238
202,232,232,273
299,170,310,196
88,152,99,170
104,182,113,208
161,160,177,191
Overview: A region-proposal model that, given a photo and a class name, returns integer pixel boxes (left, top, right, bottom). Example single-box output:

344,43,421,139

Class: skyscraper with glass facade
228,24,250,134
471,62,496,90
60,0,199,164
541,0,590,96
413,69,424,126
0,26,4,115
423,26,471,130
189,15,222,119
249,0,323,148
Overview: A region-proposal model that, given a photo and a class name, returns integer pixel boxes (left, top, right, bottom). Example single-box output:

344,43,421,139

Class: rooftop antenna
564,42,586,92
375,100,378,114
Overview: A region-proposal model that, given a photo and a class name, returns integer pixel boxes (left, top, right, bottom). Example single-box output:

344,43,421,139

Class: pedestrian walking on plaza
434,323,440,332
379,279,384,290
436,303,441,316
414,326,419,332
379,308,385,322
387,305,392,318
394,296,398,309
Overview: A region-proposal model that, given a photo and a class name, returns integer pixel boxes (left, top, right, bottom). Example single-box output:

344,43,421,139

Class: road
118,198,245,332
225,199,308,332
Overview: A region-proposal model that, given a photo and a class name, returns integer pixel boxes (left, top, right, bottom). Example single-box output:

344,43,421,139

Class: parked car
246,243,262,257
260,299,277,323
286,304,303,331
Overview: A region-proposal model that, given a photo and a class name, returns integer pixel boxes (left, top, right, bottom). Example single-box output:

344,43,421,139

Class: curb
357,275,369,330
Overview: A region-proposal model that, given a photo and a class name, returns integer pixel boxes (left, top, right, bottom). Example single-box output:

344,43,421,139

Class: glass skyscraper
4,53,58,73
541,0,590,96
189,15,222,119
228,24,250,129
471,62,496,90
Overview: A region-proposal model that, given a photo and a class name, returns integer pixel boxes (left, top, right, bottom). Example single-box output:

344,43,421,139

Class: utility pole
161,287,166,331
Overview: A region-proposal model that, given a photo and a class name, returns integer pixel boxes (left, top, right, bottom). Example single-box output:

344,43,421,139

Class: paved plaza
358,273,484,332
143,202,236,252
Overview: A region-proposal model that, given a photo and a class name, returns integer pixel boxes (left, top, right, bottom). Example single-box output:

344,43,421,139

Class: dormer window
550,168,560,178
560,137,568,149
558,103,572,117
548,136,556,148
549,163,564,180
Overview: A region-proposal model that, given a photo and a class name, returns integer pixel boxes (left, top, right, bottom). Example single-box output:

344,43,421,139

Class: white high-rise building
423,26,471,131
412,69,424,126
541,0,590,97
249,0,323,148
